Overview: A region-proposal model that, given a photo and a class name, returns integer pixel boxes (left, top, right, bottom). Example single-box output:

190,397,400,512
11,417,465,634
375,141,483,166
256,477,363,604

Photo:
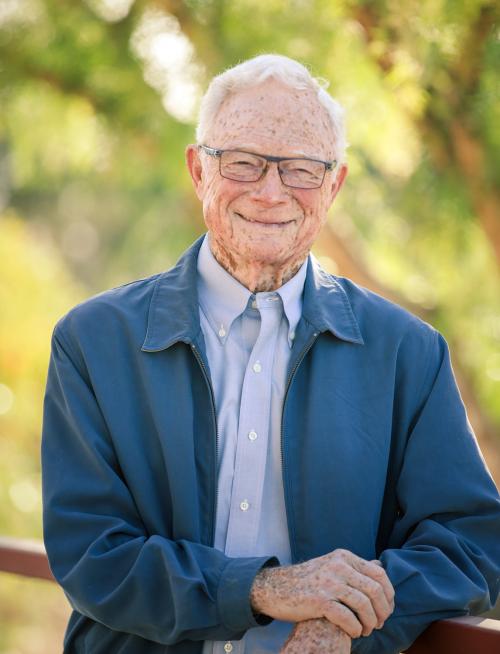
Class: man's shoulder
53,272,163,345
54,237,203,343
330,274,439,349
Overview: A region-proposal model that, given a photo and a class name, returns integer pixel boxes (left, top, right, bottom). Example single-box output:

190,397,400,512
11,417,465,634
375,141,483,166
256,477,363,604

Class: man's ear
186,144,205,200
330,163,348,203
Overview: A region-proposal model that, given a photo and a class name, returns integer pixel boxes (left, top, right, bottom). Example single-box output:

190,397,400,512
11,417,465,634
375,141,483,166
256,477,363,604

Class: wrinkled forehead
207,80,336,159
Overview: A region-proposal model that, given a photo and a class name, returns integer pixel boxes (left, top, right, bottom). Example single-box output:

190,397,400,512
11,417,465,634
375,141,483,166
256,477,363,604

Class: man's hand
250,549,394,639
280,620,351,654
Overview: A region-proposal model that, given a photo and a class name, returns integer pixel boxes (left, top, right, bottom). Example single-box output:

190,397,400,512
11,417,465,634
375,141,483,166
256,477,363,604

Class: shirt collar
141,234,364,352
196,234,307,348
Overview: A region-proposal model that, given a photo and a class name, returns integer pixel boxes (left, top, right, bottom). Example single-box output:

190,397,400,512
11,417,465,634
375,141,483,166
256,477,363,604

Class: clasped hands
250,549,395,653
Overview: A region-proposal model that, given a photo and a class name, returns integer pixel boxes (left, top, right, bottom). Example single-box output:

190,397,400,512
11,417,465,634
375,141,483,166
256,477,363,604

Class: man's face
187,79,347,274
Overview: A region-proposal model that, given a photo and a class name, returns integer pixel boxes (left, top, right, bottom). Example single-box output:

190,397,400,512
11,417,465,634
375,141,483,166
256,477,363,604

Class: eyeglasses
199,145,337,190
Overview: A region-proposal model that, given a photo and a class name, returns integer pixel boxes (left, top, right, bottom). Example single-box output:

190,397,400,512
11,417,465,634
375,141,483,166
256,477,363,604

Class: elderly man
42,55,500,654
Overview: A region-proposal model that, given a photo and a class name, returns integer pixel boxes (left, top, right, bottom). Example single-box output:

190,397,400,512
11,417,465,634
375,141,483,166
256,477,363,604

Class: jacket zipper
281,330,319,563
192,328,319,553
190,342,219,547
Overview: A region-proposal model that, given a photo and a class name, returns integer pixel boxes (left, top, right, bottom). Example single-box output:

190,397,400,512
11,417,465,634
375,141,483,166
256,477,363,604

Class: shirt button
252,361,262,373
248,430,258,441
251,300,258,309
218,326,226,338
224,643,233,653
240,500,250,511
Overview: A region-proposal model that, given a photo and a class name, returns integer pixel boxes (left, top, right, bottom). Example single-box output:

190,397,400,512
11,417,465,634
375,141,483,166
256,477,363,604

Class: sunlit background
0,0,499,651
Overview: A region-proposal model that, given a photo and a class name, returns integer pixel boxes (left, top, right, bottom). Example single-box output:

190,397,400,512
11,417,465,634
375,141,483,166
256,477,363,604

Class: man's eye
234,160,257,167
286,162,315,172
283,162,323,179
286,167,318,177
226,160,261,171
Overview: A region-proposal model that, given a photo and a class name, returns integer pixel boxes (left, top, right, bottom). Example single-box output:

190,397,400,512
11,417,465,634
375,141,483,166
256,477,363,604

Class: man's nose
251,163,288,203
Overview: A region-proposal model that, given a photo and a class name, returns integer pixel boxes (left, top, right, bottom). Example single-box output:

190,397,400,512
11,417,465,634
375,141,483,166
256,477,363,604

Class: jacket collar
302,254,364,345
141,235,364,352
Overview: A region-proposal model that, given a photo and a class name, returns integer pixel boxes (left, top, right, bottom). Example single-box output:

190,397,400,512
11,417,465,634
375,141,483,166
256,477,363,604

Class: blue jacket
42,236,500,654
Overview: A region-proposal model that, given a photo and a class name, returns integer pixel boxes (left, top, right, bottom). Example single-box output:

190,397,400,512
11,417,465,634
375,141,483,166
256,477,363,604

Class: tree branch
351,2,500,269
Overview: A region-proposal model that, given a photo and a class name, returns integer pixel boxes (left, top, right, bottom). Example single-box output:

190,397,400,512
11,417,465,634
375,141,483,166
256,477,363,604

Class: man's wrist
250,564,274,615
250,562,291,615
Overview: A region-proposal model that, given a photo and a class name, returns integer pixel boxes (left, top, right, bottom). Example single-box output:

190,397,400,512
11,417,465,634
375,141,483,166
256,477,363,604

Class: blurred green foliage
0,0,499,650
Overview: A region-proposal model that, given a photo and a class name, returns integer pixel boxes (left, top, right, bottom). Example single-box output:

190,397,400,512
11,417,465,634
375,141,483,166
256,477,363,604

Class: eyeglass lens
219,151,326,189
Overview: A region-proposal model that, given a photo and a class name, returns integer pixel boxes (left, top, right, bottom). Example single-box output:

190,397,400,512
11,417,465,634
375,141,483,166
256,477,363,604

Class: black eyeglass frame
198,144,337,189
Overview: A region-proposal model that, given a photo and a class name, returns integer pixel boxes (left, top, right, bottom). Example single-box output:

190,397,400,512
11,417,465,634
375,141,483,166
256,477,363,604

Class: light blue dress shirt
198,235,307,654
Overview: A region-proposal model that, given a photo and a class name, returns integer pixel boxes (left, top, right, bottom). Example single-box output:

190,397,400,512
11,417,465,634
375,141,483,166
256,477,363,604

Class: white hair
196,54,347,163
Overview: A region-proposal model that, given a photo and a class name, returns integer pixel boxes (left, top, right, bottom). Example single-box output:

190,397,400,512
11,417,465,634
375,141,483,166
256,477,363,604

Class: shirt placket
224,296,282,559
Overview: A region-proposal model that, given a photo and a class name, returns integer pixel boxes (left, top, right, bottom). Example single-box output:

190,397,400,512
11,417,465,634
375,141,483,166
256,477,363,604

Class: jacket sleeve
352,330,500,654
41,325,276,645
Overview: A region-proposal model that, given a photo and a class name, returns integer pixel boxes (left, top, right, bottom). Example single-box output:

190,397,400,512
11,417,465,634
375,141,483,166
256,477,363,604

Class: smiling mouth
235,212,294,226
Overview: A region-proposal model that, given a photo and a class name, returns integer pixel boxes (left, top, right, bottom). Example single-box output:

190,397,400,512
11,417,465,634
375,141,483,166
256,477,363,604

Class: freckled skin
186,79,348,292
281,620,351,654
249,549,395,650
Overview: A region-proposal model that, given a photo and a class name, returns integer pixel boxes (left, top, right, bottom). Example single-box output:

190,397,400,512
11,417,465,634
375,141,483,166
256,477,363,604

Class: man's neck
209,239,307,293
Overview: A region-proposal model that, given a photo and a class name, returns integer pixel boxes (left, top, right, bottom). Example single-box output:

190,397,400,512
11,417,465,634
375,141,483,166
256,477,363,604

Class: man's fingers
345,568,393,625
323,600,363,639
334,585,378,636
350,555,395,608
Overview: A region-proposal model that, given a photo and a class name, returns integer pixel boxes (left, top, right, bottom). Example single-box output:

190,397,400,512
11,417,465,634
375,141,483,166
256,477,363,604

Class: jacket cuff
217,555,280,633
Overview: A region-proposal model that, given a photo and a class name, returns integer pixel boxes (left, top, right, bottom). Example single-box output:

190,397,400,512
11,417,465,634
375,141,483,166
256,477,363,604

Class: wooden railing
0,536,54,581
405,615,500,653
1,536,499,653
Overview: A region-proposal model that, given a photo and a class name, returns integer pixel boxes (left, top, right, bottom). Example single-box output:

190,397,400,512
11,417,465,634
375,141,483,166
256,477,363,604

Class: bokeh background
0,0,499,652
